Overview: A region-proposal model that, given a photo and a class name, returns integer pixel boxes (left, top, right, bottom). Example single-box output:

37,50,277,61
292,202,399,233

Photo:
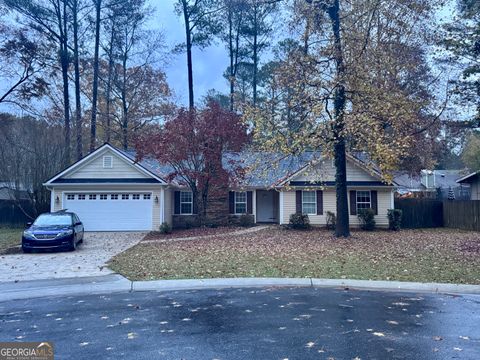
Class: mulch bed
142,226,246,241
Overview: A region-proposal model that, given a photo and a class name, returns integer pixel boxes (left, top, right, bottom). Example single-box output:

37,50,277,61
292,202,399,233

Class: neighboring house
43,144,396,231
0,182,30,201
393,170,470,200
456,171,480,200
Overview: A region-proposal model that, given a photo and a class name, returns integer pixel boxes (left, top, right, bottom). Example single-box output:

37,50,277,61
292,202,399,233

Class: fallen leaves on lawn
109,227,480,284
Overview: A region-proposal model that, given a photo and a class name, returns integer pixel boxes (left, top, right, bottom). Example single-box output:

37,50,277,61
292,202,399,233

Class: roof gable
44,144,166,185
457,171,479,184
276,154,391,187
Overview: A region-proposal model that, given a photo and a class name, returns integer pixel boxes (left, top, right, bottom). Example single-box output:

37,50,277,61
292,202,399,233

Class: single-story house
43,144,396,231
456,171,480,200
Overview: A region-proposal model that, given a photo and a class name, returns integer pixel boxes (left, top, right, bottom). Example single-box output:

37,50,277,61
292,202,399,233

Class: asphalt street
0,286,479,359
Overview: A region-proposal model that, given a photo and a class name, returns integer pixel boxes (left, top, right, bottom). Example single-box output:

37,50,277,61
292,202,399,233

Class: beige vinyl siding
293,159,377,182
51,188,62,212
151,188,161,230
49,185,166,231
65,149,149,179
281,189,392,228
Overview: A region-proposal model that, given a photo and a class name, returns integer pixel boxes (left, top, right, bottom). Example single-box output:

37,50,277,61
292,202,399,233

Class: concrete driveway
0,232,145,282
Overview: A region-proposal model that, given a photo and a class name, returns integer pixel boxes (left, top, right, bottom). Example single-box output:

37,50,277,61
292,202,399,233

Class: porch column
279,191,284,225
252,190,257,223
160,187,165,223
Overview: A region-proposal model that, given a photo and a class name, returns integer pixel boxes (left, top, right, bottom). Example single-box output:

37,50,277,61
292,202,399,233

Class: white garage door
63,193,152,231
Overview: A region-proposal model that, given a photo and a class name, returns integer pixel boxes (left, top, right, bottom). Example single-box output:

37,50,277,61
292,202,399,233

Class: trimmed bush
289,212,311,230
159,222,172,234
358,208,376,231
326,211,336,230
239,214,255,227
387,209,402,231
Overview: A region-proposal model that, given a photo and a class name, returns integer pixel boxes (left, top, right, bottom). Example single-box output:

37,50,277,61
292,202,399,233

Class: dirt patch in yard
143,226,249,241
109,227,480,284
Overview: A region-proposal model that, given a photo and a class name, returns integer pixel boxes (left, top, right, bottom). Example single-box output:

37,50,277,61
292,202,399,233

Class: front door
256,190,279,223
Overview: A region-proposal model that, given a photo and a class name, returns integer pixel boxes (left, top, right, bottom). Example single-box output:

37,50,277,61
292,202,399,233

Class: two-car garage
44,144,169,232
63,192,153,231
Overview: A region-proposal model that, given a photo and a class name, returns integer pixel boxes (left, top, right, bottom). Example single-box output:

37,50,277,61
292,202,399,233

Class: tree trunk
252,6,258,107
121,59,128,150
182,0,194,109
73,0,82,160
105,24,115,144
328,0,350,237
228,10,234,111
60,0,70,166
90,0,101,151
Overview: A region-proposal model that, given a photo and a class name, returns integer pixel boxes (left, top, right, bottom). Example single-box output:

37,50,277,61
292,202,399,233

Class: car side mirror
75,221,82,226
26,222,32,228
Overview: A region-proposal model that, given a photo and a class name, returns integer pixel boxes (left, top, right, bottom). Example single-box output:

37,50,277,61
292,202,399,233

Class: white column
390,190,394,209
160,187,165,223
252,190,257,223
279,191,284,225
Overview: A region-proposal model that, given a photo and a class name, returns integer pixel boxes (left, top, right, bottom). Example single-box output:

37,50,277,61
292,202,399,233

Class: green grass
108,227,480,284
0,227,23,253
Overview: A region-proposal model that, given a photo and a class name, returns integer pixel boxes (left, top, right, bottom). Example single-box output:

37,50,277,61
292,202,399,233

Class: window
103,156,113,168
234,191,247,214
122,194,129,200
89,194,97,200
132,194,140,200
111,194,118,200
66,194,75,200
356,190,371,212
302,191,316,215
180,191,193,214
100,194,108,200
78,194,86,200
143,194,151,200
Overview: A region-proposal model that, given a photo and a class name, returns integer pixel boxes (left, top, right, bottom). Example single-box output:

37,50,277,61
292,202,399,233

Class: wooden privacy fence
394,199,443,228
0,200,33,227
443,200,480,231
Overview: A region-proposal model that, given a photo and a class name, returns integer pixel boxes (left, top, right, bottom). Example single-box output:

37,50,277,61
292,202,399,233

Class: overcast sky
150,0,230,106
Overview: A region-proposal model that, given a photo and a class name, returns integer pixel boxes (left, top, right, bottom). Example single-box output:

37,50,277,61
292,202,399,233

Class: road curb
132,277,313,292
132,277,480,295
0,275,131,302
309,278,480,294
1,276,479,302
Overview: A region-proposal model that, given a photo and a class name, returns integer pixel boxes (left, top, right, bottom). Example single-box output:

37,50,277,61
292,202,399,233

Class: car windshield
33,214,72,226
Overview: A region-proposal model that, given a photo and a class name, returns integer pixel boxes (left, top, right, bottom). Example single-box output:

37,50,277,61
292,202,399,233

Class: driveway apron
0,232,144,282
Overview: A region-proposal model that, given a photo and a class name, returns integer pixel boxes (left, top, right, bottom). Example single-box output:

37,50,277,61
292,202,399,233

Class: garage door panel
64,194,152,231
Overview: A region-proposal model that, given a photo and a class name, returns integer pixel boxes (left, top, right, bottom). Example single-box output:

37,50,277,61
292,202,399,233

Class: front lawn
0,227,22,253
109,227,480,284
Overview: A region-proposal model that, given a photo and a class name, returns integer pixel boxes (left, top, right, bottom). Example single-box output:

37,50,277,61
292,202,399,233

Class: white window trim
180,191,193,215
302,190,317,215
103,155,113,168
356,190,371,213
234,191,247,215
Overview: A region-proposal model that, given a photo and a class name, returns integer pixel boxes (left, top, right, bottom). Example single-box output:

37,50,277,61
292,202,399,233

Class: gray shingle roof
117,146,396,188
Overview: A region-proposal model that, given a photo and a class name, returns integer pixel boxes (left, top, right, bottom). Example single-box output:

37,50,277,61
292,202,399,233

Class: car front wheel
68,238,77,251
